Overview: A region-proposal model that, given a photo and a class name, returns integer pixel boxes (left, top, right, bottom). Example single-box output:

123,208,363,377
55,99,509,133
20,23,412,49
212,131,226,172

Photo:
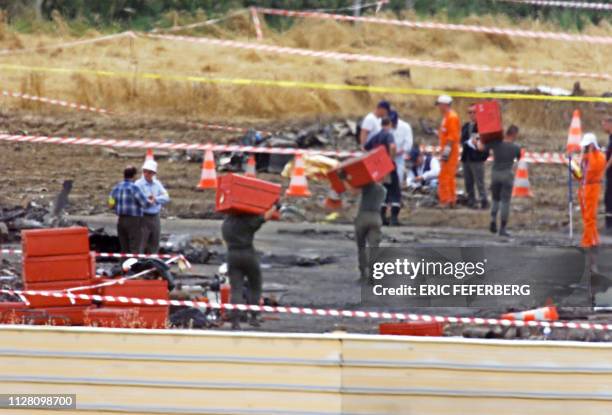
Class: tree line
0,0,608,31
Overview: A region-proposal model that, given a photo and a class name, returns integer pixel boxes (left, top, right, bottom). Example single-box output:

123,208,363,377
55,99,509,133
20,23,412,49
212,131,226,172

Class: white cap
142,159,158,173
435,95,453,105
580,132,599,149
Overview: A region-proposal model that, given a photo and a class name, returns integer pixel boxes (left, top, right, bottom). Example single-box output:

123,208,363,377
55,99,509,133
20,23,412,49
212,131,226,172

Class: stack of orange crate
93,279,169,328
21,227,96,325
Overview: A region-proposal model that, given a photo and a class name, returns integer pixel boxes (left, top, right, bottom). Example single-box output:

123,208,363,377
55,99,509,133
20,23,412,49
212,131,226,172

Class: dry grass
0,10,609,135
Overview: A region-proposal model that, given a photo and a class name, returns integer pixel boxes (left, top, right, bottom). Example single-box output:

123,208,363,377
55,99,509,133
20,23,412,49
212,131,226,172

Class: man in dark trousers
461,104,490,209
221,205,279,330
477,125,521,237
109,165,150,253
364,117,399,225
343,176,386,282
603,116,612,234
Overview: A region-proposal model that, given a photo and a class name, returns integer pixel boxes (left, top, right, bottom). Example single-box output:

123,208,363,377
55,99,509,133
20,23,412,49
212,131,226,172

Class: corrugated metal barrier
0,325,611,414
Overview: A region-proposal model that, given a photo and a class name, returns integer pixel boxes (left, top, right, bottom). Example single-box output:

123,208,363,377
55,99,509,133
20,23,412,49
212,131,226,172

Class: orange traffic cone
245,155,256,177
286,154,311,197
197,150,217,190
512,150,533,198
501,306,559,322
145,148,154,162
566,109,582,154
324,189,343,210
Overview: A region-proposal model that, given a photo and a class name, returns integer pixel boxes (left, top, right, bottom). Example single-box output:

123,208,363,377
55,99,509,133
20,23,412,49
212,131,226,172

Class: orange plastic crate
84,307,140,328
475,100,503,144
328,146,394,193
23,306,92,326
100,279,168,307
379,321,444,337
23,252,95,283
24,279,94,308
22,227,90,258
134,306,168,329
216,174,281,215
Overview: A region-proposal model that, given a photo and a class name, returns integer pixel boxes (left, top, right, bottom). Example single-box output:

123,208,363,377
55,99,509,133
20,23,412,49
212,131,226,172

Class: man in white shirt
406,148,440,191
359,100,391,147
390,111,414,185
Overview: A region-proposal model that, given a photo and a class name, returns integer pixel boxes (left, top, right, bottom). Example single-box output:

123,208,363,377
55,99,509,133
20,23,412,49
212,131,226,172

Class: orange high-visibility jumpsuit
438,109,461,205
579,149,606,247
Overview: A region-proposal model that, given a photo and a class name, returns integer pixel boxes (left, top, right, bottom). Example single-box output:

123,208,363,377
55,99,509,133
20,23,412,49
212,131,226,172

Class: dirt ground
0,108,603,235
30,214,603,340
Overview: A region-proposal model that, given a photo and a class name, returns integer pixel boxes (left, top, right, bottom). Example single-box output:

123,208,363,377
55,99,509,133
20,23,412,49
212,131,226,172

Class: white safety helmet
435,95,453,105
142,159,158,173
580,132,599,149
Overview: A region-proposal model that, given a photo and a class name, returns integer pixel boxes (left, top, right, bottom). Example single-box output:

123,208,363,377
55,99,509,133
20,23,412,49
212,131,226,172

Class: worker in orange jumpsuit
435,95,461,207
575,133,606,272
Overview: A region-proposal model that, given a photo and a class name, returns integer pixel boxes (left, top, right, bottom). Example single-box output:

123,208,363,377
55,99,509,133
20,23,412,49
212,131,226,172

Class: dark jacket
221,214,265,250
461,122,489,163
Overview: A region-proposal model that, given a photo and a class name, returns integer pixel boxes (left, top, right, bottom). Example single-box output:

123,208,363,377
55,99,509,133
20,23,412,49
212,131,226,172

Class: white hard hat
142,159,158,173
435,95,453,105
580,132,599,149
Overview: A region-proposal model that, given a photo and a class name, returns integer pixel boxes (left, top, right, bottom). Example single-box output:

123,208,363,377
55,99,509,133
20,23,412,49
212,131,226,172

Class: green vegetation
1,0,609,33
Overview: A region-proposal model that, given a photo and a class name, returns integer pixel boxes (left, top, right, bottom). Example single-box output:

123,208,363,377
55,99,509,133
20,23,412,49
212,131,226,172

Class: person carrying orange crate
576,133,606,254
435,95,461,207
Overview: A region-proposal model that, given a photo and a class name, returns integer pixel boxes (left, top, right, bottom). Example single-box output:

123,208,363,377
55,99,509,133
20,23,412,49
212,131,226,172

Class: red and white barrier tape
0,31,135,57
0,133,363,158
250,7,264,41
0,249,190,266
0,133,571,164
1,288,608,332
498,0,612,10
1,90,110,114
146,34,611,81
257,7,612,45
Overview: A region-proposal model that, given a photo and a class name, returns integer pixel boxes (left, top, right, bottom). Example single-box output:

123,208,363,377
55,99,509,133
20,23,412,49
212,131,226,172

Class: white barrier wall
0,325,610,414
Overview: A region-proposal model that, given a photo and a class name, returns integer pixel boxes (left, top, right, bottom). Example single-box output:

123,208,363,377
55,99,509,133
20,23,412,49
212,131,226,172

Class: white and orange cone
285,154,311,197
324,189,343,210
145,148,154,162
245,154,256,178
501,305,559,322
197,150,217,190
512,150,533,198
566,109,582,154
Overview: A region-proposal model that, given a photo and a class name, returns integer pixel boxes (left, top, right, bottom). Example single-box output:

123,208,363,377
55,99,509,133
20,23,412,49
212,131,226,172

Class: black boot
230,311,242,330
481,199,490,210
499,220,511,237
248,311,262,328
390,206,401,226
380,206,389,226
489,220,497,234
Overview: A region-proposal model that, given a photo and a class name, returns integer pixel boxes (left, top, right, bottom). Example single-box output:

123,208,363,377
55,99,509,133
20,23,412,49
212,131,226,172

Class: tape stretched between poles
0,133,572,165
2,288,610,332
256,7,612,45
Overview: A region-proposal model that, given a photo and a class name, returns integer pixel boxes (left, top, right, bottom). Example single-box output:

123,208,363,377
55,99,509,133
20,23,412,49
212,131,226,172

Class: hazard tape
0,133,363,158
0,249,190,266
1,90,110,114
498,0,612,10
146,34,612,81
257,7,612,45
1,287,608,332
0,133,572,164
0,31,135,57
250,7,264,41
1,62,610,103
0,134,567,164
